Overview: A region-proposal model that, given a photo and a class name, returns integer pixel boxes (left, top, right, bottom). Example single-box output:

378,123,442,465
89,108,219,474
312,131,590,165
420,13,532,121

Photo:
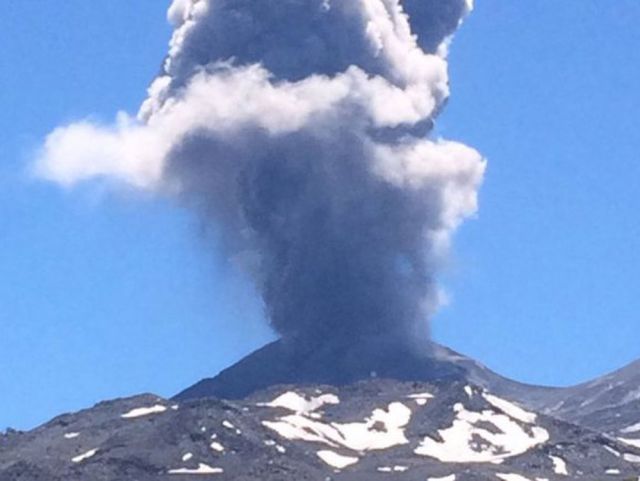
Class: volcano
174,340,561,408
3,343,640,481
175,340,466,401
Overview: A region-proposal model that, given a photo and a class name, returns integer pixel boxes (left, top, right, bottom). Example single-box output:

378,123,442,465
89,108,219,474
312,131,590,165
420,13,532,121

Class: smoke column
37,0,485,352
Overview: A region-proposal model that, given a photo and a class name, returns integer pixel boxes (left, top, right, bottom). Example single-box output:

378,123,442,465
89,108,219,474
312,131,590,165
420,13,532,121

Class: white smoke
35,0,485,347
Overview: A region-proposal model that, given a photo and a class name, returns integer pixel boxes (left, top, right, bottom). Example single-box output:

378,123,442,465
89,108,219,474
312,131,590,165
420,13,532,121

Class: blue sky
1,1,639,430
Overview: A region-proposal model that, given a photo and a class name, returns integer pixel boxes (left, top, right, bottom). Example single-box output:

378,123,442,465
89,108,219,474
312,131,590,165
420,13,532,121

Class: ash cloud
36,0,485,349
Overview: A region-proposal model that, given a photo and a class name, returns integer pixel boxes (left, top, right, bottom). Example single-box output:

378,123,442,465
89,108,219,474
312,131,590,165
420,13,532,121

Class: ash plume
36,0,485,350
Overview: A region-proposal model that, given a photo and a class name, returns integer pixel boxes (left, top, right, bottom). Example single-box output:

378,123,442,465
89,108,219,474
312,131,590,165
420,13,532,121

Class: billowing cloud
35,0,485,350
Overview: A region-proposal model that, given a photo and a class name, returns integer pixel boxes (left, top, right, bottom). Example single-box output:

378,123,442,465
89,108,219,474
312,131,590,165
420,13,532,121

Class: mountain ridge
174,341,567,412
3,378,640,480
2,342,639,481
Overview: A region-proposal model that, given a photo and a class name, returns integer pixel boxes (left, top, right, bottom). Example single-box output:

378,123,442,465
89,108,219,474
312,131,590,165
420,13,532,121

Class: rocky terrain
2,343,639,481
536,359,640,462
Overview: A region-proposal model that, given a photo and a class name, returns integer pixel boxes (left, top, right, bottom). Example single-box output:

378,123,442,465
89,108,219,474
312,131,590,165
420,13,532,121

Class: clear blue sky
1,1,639,430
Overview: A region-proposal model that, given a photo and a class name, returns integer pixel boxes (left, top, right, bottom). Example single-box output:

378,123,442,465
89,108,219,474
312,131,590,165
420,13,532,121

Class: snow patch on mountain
408,391,434,406
414,399,549,463
622,422,640,434
210,441,224,452
168,463,223,475
316,450,359,469
257,391,339,413
262,398,411,452
619,438,640,449
4,379,640,480
483,392,537,424
624,453,640,463
427,475,456,481
549,455,568,475
496,474,533,481
121,404,167,419
604,445,621,457
377,465,409,472
71,448,97,463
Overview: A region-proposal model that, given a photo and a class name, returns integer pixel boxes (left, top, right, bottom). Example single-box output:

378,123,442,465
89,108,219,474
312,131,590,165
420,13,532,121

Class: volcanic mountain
174,340,559,406
2,342,640,481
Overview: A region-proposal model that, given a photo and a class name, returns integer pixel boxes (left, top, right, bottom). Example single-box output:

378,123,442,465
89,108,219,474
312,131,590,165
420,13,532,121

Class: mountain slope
532,359,640,453
4,341,639,480
175,340,467,401
540,359,640,419
3,379,639,481
174,340,562,408
178,339,640,431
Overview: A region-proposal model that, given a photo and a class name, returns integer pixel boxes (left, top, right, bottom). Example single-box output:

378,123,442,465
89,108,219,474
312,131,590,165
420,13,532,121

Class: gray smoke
36,0,485,350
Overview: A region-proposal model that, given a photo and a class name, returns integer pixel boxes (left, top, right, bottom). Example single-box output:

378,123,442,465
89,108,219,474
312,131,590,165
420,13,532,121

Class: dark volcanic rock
2,379,640,481
533,359,640,456
3,340,640,480
174,340,560,404
175,339,466,400
539,359,640,421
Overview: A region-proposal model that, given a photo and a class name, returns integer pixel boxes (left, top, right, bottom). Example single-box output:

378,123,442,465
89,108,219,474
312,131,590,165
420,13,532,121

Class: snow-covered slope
2,380,639,481
428,346,640,440
174,339,640,473
434,346,640,447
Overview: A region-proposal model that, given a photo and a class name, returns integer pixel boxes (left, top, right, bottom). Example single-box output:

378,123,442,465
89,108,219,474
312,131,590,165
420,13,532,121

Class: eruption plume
36,0,485,352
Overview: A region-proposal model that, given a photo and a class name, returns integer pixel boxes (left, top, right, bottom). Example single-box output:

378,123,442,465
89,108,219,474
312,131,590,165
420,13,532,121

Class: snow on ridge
408,392,434,406
263,401,411,452
496,474,533,481
168,463,223,475
258,391,339,414
621,422,640,434
377,465,409,472
408,392,434,399
427,475,456,481
549,455,568,476
414,402,548,463
64,432,80,439
121,404,167,419
623,453,640,463
222,420,241,434
482,393,537,424
604,445,621,457
316,450,359,469
210,441,224,452
71,448,98,463
619,437,640,449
